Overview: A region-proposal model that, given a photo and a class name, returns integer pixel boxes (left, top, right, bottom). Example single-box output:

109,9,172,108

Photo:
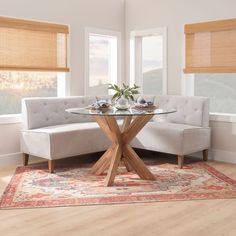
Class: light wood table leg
92,115,156,186
90,147,113,175
122,157,133,172
123,145,156,180
105,146,122,186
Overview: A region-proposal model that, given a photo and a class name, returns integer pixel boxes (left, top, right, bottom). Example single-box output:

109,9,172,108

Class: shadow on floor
28,149,202,169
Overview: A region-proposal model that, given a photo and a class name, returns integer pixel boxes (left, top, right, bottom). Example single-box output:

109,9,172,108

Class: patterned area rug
1,160,236,209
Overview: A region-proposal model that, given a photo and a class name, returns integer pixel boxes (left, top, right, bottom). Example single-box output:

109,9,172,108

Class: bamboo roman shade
0,16,69,72
184,18,236,73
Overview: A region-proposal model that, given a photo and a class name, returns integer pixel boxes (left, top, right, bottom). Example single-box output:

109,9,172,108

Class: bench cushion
21,122,111,159
131,122,210,155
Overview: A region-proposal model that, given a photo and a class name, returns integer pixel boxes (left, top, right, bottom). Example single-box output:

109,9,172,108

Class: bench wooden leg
203,149,208,161
23,153,29,166
178,155,184,169
48,160,55,173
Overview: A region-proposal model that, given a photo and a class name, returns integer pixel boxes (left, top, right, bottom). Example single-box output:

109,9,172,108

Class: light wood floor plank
0,158,236,236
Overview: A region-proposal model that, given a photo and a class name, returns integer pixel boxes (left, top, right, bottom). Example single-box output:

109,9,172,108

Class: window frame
183,73,236,122
0,114,22,124
181,18,236,123
84,27,121,95
130,27,167,94
0,71,69,123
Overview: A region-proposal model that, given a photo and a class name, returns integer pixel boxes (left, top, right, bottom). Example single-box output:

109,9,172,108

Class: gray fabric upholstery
21,95,211,160
22,96,96,129
153,95,209,127
131,122,210,155
21,122,111,160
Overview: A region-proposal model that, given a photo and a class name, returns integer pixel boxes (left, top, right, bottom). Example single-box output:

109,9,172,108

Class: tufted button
185,100,188,104
183,115,186,119
64,101,68,105
44,102,47,106
194,108,198,112
65,117,69,120
81,100,85,104
34,111,37,114
166,99,169,103
46,117,49,121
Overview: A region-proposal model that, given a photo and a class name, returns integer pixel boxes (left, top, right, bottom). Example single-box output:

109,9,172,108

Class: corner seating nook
21,95,210,173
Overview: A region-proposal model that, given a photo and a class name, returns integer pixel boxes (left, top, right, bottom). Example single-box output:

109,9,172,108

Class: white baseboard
191,149,236,164
0,152,42,167
210,149,236,164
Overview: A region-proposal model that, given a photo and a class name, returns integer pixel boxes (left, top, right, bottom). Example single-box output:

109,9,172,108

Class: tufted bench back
153,95,209,127
22,95,209,130
22,96,97,129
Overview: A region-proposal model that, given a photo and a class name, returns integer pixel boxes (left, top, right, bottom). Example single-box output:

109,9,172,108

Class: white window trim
130,27,168,94
0,114,21,124
183,74,236,123
84,27,121,95
0,72,69,124
210,113,236,123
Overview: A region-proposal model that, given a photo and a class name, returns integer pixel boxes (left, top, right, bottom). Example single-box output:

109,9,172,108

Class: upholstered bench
21,96,110,172
21,95,210,172
132,95,211,168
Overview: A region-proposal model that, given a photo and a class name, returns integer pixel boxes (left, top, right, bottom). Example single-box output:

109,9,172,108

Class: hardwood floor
1,154,236,236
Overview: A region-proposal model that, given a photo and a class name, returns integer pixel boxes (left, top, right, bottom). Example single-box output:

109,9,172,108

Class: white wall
125,0,236,161
0,0,125,164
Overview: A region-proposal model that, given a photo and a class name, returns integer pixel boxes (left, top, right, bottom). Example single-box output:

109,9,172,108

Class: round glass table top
66,106,176,117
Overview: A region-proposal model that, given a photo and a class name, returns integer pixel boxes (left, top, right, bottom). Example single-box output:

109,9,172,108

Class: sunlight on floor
0,176,12,196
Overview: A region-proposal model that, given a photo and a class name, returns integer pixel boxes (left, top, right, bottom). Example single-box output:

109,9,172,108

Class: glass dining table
66,106,176,186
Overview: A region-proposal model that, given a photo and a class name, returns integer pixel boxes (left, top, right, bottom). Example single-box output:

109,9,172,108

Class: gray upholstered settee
21,95,210,172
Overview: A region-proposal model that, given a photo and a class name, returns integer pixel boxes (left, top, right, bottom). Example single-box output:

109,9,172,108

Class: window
0,71,66,115
0,16,69,115
130,28,167,95
193,73,236,114
184,19,236,115
85,28,121,95
142,35,164,94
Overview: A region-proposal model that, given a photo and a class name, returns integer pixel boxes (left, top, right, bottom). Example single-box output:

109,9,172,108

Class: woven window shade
184,18,236,73
0,16,69,72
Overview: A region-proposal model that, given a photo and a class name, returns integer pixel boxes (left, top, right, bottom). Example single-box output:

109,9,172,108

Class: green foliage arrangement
108,83,140,101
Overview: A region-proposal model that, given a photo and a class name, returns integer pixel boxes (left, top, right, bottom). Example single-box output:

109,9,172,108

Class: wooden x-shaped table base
90,115,156,186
